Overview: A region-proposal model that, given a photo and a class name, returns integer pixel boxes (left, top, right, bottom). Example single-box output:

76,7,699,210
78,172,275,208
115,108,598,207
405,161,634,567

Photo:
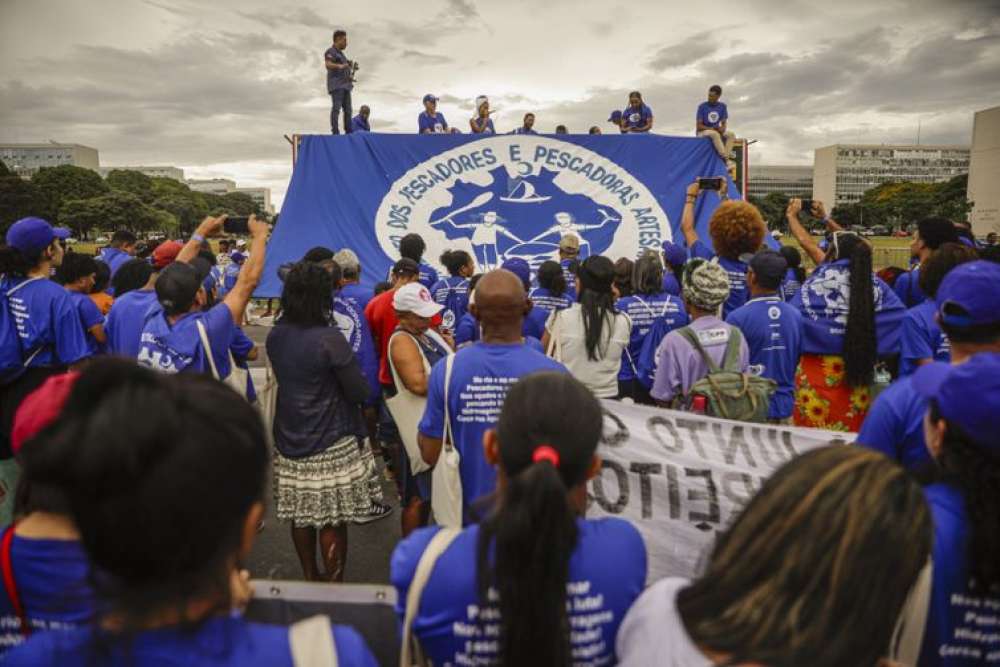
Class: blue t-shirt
105,289,160,359
333,295,380,405
856,376,930,471
387,263,439,290
1,277,90,368
418,111,448,133
97,247,131,280
339,282,374,311
621,103,653,131
894,267,926,308
616,292,688,382
68,291,104,357
219,263,240,299
696,101,728,129
511,126,537,135
470,117,495,134
528,287,572,314
661,271,681,297
0,533,93,658
919,483,1000,667
780,269,802,302
390,518,647,666
560,259,578,301
689,240,749,318
350,114,370,132
418,343,566,518
725,295,803,419
454,312,549,348
430,276,470,332
324,46,352,93
6,614,377,667
137,302,234,377
900,300,950,376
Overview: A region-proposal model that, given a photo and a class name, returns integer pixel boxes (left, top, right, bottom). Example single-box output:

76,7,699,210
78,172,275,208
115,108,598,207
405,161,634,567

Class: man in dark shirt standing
324,29,354,134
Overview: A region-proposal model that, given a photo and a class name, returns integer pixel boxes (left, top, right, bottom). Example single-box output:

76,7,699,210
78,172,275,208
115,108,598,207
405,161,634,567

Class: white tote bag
399,527,461,667
385,331,433,475
545,309,563,362
289,614,338,667
196,320,250,400
431,354,463,528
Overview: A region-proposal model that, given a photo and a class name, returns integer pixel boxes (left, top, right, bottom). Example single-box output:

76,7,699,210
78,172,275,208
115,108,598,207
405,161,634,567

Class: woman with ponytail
529,260,572,313
785,200,904,430
541,255,632,398
430,249,474,332
392,372,646,666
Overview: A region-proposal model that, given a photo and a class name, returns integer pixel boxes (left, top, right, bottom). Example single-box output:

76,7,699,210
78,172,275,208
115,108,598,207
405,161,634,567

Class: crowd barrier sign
589,400,854,582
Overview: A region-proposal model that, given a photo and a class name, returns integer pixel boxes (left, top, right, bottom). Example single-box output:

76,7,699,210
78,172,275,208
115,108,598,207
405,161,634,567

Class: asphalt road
242,322,402,585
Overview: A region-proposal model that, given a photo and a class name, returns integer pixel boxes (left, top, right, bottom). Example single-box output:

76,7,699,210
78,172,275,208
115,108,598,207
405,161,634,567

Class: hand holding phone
697,177,723,191
223,217,250,235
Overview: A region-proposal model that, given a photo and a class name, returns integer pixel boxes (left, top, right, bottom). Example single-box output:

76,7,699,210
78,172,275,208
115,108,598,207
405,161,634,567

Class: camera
697,177,723,191
349,60,360,82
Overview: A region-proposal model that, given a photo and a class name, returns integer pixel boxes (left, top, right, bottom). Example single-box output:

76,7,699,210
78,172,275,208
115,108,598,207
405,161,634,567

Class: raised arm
813,200,844,233
680,181,701,247
222,216,269,324
787,199,825,265
176,215,225,265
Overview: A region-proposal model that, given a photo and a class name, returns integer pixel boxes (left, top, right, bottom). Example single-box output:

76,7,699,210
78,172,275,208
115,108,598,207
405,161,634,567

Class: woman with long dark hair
267,261,387,583
618,446,931,666
392,372,646,666
778,244,806,301
911,353,1000,665
430,249,474,332
613,257,635,298
529,260,572,313
6,360,377,665
541,256,631,398
786,200,904,430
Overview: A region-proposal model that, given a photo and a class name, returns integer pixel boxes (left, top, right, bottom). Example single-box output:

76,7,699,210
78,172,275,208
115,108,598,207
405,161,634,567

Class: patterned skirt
793,354,874,432
273,436,384,528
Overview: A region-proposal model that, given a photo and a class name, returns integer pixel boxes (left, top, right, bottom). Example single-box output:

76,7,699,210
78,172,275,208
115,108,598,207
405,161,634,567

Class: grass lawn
780,235,912,270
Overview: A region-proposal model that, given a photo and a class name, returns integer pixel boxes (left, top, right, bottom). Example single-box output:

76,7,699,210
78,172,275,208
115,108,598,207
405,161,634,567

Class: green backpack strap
678,327,721,373
720,327,744,373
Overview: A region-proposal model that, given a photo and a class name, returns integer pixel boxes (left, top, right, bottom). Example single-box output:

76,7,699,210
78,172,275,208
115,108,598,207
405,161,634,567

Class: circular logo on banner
375,136,671,272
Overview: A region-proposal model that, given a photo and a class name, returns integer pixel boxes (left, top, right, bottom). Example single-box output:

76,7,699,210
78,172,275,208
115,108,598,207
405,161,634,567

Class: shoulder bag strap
442,353,456,452
399,528,462,667
1,524,30,638
195,320,221,380
719,328,744,373
678,327,721,373
289,614,338,667
890,558,933,664
388,331,432,394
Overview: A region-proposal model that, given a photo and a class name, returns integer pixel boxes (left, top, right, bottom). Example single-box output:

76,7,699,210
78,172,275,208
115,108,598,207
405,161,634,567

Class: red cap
152,240,183,270
11,372,79,455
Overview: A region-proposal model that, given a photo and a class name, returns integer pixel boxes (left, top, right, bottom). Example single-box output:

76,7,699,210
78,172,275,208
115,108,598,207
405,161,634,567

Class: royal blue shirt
622,103,653,132
696,101,729,129
430,276,470,332
528,286,572,314
919,483,1000,666
68,291,104,357
1,277,89,368
661,271,681,297
6,615,377,666
470,117,495,134
857,376,930,471
333,295,380,405
689,240,749,318
137,302,234,376
97,247,131,280
339,282,374,311
387,263,439,290
0,533,93,658
511,126,537,135
391,519,647,667
350,114,370,132
726,295,803,419
104,289,159,359
454,311,549,348
616,292,688,382
418,111,448,134
418,343,566,519
894,267,926,308
900,300,950,376
780,269,802,302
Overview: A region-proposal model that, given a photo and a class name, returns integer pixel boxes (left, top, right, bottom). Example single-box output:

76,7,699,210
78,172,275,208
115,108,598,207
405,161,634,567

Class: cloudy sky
2,0,998,208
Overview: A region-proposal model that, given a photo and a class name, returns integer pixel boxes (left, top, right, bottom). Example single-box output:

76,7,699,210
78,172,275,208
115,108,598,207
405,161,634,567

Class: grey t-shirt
616,577,713,666
324,46,353,93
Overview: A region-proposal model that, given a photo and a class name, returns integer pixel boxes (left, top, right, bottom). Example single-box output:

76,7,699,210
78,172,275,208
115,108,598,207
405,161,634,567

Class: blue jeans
330,89,352,134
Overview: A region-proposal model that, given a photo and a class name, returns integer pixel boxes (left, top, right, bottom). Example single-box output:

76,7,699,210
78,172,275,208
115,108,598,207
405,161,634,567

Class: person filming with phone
325,29,356,135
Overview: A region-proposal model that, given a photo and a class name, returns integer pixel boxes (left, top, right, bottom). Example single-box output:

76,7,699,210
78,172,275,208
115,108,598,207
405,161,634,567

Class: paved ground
242,323,402,585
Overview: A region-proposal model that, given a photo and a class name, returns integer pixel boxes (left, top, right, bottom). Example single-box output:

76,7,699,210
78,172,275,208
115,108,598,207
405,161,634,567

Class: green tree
153,194,207,235
106,169,154,202
58,191,169,235
31,165,108,217
220,191,260,215
748,193,791,232
934,174,974,223
0,173,49,233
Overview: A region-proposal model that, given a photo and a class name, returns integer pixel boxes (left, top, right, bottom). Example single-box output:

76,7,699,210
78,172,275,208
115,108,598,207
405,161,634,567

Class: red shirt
365,289,399,386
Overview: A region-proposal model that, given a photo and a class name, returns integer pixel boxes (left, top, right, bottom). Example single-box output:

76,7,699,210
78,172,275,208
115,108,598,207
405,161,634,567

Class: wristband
191,233,205,243
685,196,697,204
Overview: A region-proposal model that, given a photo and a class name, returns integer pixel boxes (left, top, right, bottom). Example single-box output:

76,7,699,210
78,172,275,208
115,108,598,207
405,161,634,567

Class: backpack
0,276,46,385
636,314,675,390
677,326,775,423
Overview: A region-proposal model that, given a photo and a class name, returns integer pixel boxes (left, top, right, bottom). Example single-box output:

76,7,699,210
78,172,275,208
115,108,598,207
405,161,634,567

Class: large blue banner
257,133,738,296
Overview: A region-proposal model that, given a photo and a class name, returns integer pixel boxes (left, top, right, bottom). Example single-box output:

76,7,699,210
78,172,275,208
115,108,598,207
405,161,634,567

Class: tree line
0,160,264,239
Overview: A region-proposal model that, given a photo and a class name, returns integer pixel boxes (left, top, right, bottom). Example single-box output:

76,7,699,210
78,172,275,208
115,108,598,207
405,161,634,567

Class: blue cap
608,110,622,122
935,261,1000,328
500,257,531,291
230,252,246,264
661,240,687,268
5,217,70,254
912,353,1000,457
422,94,438,104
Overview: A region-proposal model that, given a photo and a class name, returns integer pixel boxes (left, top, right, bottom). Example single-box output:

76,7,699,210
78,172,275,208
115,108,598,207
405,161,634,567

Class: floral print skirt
793,354,872,432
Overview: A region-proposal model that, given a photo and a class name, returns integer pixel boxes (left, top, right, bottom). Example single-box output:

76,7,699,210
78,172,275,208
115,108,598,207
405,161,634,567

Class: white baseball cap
393,283,443,318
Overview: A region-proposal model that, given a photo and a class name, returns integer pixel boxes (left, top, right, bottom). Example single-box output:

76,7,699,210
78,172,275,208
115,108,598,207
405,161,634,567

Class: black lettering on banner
721,472,757,510
590,460,629,514
712,423,757,468
664,463,681,519
751,426,788,467
676,418,709,460
629,463,662,519
646,416,683,454
685,468,720,530
600,409,630,448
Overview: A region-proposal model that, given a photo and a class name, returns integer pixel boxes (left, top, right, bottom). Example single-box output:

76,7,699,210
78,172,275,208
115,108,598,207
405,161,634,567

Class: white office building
813,144,970,207
186,178,237,195
98,165,185,181
235,187,274,215
0,142,100,177
747,165,813,199
967,106,1000,236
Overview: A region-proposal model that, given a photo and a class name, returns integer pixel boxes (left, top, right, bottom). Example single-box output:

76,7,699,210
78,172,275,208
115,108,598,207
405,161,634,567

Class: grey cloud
400,49,455,64
647,31,720,70
238,6,330,29
443,0,479,20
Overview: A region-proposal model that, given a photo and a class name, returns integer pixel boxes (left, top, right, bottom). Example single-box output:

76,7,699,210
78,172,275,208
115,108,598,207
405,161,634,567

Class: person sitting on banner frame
418,94,454,134
394,371,646,666
351,105,371,133
696,84,736,166
511,112,537,135
5,359,379,666
469,95,496,134
617,445,932,666
621,91,653,133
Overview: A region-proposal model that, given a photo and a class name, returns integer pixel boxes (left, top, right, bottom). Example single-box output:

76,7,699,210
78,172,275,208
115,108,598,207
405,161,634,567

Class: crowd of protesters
0,168,998,665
